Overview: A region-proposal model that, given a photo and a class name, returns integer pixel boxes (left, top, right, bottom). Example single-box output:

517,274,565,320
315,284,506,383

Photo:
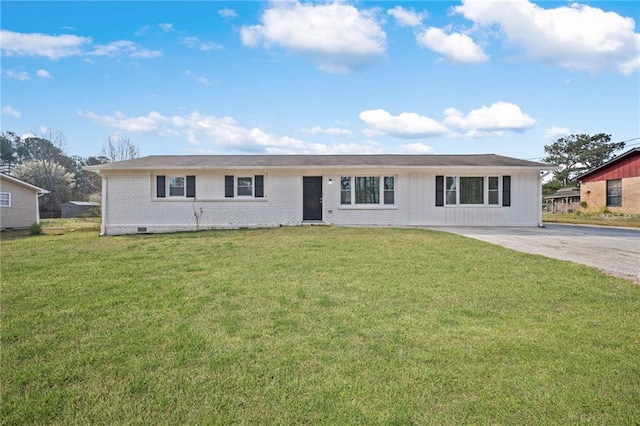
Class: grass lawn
2,226,639,424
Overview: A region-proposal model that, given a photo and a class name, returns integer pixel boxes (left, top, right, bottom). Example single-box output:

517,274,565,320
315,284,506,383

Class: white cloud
305,126,352,136
90,40,162,58
1,29,161,60
455,0,640,74
417,27,488,64
219,8,238,19
182,37,223,51
544,125,571,142
0,30,90,59
240,1,386,73
5,70,30,80
80,109,381,154
398,143,433,154
159,23,173,33
387,6,427,27
2,105,21,119
200,41,224,51
134,25,150,36
359,109,447,138
79,110,171,133
36,69,53,78
443,101,535,135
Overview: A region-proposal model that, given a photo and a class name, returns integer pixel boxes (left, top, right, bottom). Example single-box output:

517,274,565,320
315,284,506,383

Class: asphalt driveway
430,223,640,283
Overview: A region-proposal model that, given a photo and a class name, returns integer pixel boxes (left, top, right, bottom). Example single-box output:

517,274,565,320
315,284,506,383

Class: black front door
303,177,323,221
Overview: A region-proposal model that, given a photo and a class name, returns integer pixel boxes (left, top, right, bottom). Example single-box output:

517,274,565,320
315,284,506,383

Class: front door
303,177,323,221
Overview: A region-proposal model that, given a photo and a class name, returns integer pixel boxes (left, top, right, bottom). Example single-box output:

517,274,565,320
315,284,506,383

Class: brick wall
580,176,640,214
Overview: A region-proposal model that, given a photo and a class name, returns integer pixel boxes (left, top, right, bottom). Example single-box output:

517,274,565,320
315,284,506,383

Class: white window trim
444,175,502,207
340,175,396,207
0,192,10,207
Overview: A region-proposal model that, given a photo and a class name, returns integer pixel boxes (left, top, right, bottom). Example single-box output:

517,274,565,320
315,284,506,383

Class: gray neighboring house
0,173,49,230
87,154,555,235
62,201,100,218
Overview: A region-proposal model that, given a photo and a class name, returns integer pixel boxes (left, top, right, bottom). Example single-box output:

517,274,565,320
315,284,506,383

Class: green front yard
1,226,639,424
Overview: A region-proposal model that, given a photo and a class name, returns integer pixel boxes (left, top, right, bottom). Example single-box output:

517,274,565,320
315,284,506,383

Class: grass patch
543,212,640,228
2,226,639,424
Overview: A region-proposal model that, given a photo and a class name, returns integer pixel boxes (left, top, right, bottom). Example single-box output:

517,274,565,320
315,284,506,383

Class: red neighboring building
576,148,640,214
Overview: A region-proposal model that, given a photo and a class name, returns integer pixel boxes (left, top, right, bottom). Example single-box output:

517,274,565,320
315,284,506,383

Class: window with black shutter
435,175,444,206
502,175,511,207
225,175,234,198
186,175,196,198
157,175,166,198
255,175,264,198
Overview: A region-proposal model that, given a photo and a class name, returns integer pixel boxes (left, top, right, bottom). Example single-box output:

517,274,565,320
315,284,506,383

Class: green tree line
1,130,138,216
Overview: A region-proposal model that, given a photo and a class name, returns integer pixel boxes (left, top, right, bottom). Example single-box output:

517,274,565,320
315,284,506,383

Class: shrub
29,222,43,235
579,200,588,209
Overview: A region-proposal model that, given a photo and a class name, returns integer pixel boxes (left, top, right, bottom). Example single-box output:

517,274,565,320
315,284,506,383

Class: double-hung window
224,175,264,198
442,176,502,206
156,175,196,198
0,192,10,207
169,177,185,197
606,179,622,207
341,176,395,205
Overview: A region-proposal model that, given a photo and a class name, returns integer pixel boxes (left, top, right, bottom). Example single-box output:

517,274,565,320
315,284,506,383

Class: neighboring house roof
544,187,581,200
575,148,640,181
0,173,49,193
86,154,554,172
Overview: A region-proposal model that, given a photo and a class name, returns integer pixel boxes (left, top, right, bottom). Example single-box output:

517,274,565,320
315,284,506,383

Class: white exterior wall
100,167,542,235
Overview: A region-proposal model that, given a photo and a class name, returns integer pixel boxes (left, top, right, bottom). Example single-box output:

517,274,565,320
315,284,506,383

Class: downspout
101,174,107,236
538,170,552,227
36,192,45,224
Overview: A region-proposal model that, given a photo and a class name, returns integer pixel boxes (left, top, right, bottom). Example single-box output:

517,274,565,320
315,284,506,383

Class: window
460,177,484,204
442,176,501,206
446,177,457,205
341,177,351,204
224,175,264,198
169,177,185,196
237,177,253,196
0,192,10,207
607,179,622,207
340,175,395,205
355,177,379,204
156,175,195,198
488,177,499,205
384,177,394,205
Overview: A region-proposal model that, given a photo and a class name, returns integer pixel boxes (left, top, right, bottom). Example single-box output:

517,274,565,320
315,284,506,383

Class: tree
102,134,140,163
543,133,625,186
0,131,20,173
13,160,75,214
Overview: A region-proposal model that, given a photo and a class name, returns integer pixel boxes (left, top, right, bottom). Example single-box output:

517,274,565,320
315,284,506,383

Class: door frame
302,176,323,221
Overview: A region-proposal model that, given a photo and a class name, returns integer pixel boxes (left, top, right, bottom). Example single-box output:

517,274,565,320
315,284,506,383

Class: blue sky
1,1,639,161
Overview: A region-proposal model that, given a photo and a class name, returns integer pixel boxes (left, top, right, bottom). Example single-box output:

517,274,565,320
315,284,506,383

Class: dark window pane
489,191,499,205
237,177,253,196
384,191,394,204
341,177,351,204
460,177,484,204
355,177,379,204
607,179,622,206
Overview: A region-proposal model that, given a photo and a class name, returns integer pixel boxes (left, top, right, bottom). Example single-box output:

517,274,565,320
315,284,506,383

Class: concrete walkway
428,223,640,283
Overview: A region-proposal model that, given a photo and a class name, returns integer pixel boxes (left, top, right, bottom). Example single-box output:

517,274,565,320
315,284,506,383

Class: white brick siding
101,168,542,235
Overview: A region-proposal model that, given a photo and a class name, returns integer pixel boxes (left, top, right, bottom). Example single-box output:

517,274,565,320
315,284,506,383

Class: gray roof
87,154,554,171
544,186,580,199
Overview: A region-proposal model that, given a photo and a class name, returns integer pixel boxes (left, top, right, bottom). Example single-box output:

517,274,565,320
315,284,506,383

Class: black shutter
225,175,234,198
186,175,196,198
503,175,511,207
157,175,166,198
255,175,264,198
435,175,444,207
